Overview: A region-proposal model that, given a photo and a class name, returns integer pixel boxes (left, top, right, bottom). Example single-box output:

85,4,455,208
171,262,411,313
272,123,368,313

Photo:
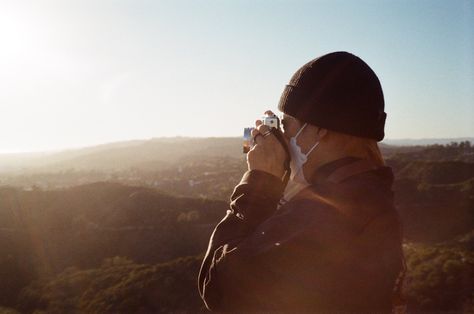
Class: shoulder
288,167,399,233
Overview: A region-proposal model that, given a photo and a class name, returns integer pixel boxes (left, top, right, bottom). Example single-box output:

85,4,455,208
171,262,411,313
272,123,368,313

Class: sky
0,0,473,153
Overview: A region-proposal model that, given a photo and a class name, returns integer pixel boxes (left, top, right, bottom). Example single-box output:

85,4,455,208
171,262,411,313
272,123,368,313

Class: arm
198,169,285,311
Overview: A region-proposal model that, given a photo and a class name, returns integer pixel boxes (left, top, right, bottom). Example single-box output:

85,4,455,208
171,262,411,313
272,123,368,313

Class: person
198,51,406,313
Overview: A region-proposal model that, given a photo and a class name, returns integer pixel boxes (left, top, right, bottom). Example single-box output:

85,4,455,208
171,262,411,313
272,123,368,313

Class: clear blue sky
0,0,472,153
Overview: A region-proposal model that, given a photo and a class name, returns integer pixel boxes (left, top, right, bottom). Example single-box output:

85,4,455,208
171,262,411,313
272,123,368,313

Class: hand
247,113,287,179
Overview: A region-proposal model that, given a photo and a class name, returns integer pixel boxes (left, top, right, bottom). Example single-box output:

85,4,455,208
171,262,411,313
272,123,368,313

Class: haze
0,0,473,153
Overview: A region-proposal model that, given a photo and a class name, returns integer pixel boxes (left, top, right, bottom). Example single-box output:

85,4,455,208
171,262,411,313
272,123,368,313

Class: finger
264,110,275,116
255,119,263,127
256,123,271,135
254,133,265,145
251,128,260,138
250,128,264,145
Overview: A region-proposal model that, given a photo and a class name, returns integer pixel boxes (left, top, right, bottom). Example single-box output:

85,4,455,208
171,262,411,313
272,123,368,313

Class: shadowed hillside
0,182,226,310
17,256,207,314
0,140,472,313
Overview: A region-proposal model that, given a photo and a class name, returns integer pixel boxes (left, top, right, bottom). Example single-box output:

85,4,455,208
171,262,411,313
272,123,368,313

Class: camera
243,113,281,153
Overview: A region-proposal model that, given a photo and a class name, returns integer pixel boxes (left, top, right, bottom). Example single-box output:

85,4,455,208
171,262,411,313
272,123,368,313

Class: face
281,113,303,140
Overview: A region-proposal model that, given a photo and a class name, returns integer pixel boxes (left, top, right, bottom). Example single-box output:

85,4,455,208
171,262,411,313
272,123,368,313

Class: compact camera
243,113,281,153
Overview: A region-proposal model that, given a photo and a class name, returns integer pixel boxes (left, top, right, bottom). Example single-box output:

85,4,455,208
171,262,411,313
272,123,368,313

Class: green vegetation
0,183,225,311
0,141,472,313
17,256,206,314
404,238,474,312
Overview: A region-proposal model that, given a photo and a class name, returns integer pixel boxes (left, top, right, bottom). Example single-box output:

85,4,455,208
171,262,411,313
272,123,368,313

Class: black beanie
278,51,386,141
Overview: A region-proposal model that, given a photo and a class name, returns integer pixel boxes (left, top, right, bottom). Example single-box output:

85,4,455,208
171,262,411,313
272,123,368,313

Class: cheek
283,128,295,141
283,123,300,139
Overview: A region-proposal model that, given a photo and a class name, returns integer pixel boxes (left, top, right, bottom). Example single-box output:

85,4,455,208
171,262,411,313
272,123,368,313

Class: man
198,51,405,313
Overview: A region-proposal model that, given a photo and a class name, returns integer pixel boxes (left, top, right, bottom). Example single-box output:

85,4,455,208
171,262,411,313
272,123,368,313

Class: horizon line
0,135,473,155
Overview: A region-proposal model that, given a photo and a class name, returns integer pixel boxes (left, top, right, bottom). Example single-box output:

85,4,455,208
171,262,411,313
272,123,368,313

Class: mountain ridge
1,136,471,174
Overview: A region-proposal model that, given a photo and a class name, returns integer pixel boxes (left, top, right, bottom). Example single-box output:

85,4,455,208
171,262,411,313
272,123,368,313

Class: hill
383,137,474,146
1,180,471,313
0,137,243,174
0,182,226,308
1,137,471,175
17,256,207,314
0,140,473,313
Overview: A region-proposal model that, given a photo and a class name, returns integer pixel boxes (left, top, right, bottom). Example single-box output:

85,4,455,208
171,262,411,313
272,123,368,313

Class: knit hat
278,51,386,141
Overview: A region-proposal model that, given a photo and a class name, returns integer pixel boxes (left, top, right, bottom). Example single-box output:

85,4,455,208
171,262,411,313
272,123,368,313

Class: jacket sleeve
198,170,285,311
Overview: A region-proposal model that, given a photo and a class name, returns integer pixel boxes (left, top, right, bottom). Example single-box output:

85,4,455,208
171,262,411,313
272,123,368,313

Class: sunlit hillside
3,137,472,175
0,139,472,313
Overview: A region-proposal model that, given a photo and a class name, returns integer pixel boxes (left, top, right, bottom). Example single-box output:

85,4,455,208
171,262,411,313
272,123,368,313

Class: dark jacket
198,157,404,313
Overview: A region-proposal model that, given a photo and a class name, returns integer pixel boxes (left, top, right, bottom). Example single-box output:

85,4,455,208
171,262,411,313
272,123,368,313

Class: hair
324,130,385,167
